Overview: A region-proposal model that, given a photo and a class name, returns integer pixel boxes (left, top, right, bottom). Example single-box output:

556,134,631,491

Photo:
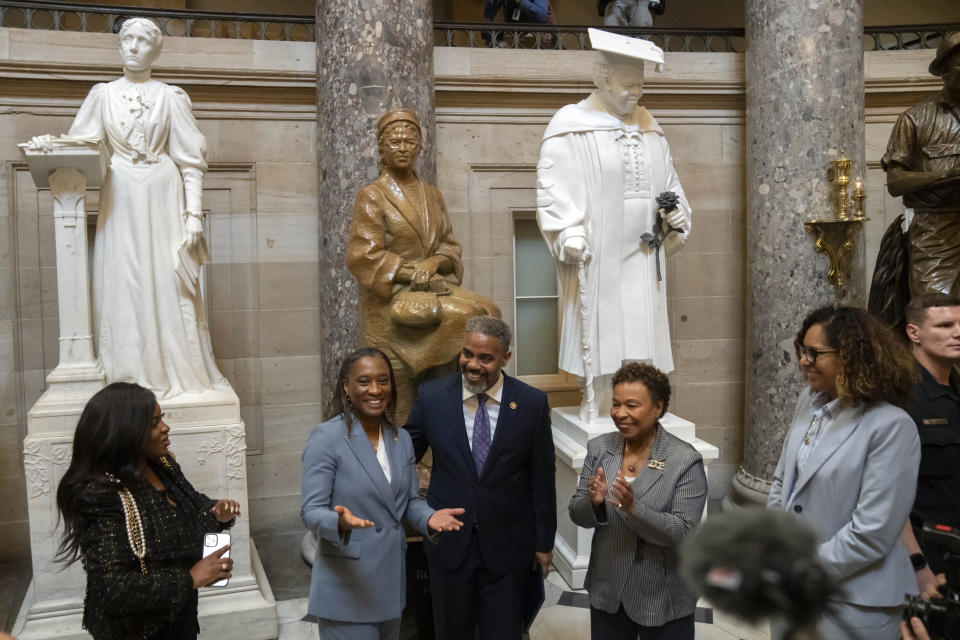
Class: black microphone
679,509,837,636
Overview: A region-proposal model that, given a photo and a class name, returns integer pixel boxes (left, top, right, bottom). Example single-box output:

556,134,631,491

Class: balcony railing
0,1,955,52
0,1,315,41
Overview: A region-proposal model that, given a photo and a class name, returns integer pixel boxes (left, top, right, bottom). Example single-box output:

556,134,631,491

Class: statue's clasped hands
409,256,450,293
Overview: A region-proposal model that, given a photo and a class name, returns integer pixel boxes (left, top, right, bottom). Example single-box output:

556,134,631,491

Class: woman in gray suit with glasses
569,362,707,640
769,306,920,640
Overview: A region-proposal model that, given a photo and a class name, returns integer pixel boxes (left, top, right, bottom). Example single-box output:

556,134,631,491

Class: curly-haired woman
569,362,706,640
768,305,921,640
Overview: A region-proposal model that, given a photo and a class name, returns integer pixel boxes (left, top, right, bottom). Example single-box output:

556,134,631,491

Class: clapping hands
587,466,609,507
587,466,634,513
607,471,635,513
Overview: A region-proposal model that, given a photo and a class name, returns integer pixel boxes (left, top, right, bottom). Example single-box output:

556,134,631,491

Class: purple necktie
472,393,491,473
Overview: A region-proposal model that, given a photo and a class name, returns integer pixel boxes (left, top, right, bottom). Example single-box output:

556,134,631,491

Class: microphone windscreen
679,508,832,626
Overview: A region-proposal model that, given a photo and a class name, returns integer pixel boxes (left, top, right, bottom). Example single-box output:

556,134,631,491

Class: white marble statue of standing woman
44,18,227,398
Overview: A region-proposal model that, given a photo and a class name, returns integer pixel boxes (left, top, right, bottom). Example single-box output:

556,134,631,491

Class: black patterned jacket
77,456,232,640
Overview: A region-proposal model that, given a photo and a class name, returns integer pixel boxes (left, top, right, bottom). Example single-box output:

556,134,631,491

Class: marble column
727,0,867,507
316,0,436,412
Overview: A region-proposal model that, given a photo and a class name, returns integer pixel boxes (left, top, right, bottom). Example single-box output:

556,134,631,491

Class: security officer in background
900,295,960,597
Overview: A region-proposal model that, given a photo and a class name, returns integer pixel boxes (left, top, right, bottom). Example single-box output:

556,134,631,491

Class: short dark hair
795,305,917,407
904,295,960,326
611,362,671,418
465,315,512,352
329,347,398,434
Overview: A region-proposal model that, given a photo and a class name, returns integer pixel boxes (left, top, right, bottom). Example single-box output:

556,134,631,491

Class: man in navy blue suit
405,315,556,640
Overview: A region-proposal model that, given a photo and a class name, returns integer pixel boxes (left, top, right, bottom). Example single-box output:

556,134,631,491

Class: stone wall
0,27,940,563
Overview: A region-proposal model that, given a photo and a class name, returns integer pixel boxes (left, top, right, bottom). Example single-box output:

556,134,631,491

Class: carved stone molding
23,440,72,499
196,424,247,480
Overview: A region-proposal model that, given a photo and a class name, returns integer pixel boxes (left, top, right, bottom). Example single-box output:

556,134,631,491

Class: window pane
516,298,559,376
514,218,557,297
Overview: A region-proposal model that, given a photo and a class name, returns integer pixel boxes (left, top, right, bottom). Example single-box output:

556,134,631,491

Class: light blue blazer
768,388,921,607
301,414,434,623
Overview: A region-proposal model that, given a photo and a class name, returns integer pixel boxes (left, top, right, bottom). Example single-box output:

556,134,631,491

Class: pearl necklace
107,473,147,574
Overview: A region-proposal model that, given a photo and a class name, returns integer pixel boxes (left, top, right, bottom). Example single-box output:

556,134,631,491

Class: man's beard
461,365,496,394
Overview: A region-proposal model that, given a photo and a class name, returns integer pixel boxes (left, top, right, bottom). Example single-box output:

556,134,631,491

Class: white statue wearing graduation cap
536,29,691,422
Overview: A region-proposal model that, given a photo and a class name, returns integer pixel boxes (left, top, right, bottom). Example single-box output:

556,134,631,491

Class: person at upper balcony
484,0,550,25
598,0,664,27
31,17,228,399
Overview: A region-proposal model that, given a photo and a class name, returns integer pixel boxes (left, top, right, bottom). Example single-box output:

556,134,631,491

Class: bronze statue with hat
869,32,960,328
346,107,500,423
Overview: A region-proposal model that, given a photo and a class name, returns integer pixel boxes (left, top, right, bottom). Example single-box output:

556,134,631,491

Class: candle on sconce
853,176,866,218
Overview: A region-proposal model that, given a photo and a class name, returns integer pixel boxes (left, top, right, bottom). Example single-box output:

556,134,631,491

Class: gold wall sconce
804,150,868,293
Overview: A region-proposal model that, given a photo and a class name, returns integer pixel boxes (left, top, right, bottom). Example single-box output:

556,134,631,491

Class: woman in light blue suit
769,306,921,640
301,348,464,640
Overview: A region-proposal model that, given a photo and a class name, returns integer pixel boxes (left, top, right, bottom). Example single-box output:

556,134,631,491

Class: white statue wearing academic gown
67,18,226,398
537,30,690,419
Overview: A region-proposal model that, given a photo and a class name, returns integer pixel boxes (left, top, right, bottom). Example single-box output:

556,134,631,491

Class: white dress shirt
462,372,504,452
375,426,391,483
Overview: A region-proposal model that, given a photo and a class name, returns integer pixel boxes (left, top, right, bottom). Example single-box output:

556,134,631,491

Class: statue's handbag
390,289,442,328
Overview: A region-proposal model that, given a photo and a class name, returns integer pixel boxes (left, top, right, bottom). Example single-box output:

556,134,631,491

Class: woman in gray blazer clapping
569,363,707,640
769,306,920,640
301,347,464,639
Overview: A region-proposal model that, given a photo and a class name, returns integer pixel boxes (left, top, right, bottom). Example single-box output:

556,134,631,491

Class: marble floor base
273,593,771,640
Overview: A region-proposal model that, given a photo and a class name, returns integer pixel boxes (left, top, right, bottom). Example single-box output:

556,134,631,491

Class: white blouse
376,427,391,483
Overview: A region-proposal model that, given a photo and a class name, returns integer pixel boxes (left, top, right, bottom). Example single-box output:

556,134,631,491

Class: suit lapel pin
647,459,665,471
510,401,517,410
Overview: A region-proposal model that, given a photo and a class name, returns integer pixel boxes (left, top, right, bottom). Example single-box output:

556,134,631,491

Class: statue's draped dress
69,78,226,398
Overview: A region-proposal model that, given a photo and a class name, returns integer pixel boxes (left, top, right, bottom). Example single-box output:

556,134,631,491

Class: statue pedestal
14,143,277,639
550,406,719,589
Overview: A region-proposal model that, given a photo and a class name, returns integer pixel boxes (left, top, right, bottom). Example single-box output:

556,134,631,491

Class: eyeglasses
797,345,839,363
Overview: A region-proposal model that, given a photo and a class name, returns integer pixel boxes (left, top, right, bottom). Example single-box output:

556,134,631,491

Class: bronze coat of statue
347,109,500,419
879,33,960,300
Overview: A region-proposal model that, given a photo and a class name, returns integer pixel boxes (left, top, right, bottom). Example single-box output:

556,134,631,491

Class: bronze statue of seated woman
347,108,500,420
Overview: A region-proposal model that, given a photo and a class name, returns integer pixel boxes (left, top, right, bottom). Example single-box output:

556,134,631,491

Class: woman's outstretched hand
427,508,465,533
334,505,374,532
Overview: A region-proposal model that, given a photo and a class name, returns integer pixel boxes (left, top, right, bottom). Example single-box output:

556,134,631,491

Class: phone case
201,532,231,587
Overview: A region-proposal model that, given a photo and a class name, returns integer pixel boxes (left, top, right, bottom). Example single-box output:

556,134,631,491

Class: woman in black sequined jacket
55,382,241,640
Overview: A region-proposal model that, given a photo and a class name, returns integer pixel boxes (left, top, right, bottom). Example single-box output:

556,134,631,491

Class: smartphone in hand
202,532,232,587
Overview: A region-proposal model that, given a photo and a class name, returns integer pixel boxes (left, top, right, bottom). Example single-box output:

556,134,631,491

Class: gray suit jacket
300,414,434,622
569,426,707,626
768,388,921,606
